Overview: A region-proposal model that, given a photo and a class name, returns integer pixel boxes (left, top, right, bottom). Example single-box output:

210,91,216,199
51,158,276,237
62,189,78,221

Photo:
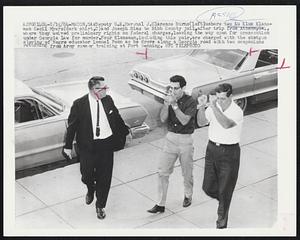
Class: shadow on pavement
245,99,278,116
16,158,79,180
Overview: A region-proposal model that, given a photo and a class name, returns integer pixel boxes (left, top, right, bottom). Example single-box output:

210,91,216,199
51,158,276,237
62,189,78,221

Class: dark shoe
216,218,227,229
96,208,106,219
147,204,165,213
183,196,192,207
216,224,227,229
85,191,94,205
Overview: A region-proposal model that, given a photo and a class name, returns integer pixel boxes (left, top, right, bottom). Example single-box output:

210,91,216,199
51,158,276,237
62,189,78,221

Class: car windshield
31,88,65,113
189,49,248,70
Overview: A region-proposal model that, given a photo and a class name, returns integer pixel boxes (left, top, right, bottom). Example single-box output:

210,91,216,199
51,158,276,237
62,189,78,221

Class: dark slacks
202,140,240,228
79,136,114,208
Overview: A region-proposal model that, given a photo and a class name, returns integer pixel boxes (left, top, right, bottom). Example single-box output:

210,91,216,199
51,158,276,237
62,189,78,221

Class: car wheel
234,97,247,111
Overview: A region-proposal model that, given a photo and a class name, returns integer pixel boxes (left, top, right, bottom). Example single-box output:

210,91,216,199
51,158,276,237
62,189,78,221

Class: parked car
15,80,149,171
128,49,278,110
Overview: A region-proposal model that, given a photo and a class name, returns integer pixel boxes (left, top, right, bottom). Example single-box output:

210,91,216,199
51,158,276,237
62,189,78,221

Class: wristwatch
172,104,179,110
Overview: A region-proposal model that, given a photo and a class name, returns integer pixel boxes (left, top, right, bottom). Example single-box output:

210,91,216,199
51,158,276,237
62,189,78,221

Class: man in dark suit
63,76,129,220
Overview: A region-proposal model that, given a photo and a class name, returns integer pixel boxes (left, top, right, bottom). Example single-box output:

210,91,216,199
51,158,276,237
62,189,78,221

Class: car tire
234,97,247,111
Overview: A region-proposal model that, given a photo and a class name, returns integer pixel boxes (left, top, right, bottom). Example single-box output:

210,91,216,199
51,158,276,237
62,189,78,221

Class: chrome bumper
130,122,150,139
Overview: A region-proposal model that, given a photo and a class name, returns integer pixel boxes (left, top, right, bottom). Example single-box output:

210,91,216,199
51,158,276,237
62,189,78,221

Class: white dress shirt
205,101,243,144
88,93,113,140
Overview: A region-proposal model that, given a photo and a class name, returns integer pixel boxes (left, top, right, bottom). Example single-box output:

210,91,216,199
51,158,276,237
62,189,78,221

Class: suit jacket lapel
82,94,92,124
101,96,111,116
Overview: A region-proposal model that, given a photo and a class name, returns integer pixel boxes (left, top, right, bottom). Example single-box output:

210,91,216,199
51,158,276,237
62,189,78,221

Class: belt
209,140,238,147
168,131,192,136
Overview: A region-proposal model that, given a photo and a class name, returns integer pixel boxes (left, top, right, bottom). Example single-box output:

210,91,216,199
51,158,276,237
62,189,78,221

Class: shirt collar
88,93,99,102
177,93,186,103
217,100,233,112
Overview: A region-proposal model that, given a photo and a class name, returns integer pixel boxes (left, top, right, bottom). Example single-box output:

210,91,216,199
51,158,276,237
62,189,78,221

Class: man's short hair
215,83,233,97
170,75,186,88
88,76,105,89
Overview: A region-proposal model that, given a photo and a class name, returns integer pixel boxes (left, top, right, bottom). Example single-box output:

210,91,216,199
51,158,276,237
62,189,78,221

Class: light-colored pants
157,132,194,206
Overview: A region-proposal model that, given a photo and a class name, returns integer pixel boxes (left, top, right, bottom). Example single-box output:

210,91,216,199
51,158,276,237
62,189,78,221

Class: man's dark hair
215,83,233,97
170,75,186,88
88,76,105,89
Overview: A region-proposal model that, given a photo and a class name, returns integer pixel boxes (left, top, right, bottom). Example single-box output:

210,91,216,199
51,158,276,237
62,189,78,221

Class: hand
166,85,174,96
171,103,179,111
163,95,171,105
164,95,176,106
126,131,133,144
208,94,217,107
197,94,208,107
62,148,72,161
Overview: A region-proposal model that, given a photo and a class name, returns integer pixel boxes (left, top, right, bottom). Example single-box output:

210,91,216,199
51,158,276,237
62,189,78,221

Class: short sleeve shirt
167,94,197,134
205,101,243,144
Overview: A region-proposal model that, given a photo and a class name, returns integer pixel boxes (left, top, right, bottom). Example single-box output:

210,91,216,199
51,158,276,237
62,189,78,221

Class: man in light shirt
63,76,129,220
197,83,243,229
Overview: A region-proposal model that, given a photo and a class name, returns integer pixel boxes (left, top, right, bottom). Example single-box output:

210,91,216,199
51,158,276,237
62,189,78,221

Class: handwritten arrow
276,58,290,70
249,47,259,56
136,48,148,59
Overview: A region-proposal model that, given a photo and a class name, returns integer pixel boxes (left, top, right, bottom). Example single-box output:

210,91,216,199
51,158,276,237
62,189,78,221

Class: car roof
37,80,141,109
15,79,35,98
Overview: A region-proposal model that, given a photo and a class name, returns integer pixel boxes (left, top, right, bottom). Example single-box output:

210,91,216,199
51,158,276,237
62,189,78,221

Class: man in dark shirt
147,75,197,213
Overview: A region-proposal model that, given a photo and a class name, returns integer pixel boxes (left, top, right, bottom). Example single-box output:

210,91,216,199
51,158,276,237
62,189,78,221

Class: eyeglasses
94,86,109,91
100,86,109,90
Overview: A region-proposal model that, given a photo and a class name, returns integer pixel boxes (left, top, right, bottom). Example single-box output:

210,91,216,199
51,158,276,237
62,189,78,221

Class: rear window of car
32,88,65,113
255,49,278,68
189,49,248,70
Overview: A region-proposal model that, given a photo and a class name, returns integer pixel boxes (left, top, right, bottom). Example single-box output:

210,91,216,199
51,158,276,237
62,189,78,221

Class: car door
228,71,255,99
15,97,67,171
253,49,278,95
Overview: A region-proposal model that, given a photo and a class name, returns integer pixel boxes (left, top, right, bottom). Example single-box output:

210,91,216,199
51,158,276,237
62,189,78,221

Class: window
39,103,55,119
15,99,55,123
190,49,248,70
255,49,278,68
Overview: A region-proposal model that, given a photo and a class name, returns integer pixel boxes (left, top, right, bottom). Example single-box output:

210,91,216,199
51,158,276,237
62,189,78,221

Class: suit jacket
64,94,129,152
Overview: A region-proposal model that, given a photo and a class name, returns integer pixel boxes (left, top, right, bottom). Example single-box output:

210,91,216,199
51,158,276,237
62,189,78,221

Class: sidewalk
15,108,277,230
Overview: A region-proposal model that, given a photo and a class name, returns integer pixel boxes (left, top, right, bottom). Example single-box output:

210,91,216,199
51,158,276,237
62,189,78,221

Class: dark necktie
96,100,100,137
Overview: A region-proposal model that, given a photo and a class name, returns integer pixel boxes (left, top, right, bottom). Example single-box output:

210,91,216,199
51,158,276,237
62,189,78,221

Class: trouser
79,136,114,208
157,132,194,206
202,140,240,228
